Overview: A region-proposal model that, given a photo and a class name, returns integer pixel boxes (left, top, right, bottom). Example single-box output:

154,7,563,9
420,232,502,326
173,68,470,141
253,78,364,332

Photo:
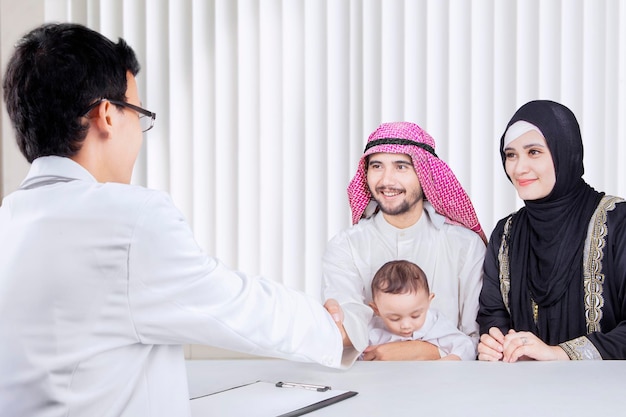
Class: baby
367,260,475,360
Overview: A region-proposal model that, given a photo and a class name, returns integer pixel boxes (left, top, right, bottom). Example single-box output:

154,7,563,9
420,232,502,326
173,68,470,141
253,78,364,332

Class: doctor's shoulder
96,182,182,222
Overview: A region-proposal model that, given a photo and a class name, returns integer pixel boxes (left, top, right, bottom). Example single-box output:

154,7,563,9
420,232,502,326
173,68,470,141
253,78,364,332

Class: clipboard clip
275,381,331,392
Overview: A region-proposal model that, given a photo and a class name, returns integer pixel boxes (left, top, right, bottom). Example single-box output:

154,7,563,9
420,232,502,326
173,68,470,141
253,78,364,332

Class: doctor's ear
86,100,115,137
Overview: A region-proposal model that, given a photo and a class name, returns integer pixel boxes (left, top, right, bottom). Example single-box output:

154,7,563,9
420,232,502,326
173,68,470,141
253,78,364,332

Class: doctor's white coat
0,156,346,417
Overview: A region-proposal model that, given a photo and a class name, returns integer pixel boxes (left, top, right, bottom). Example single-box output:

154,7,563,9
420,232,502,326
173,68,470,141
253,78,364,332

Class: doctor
0,23,352,417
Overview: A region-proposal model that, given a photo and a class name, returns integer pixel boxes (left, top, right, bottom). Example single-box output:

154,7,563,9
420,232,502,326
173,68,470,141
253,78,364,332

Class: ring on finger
521,336,528,345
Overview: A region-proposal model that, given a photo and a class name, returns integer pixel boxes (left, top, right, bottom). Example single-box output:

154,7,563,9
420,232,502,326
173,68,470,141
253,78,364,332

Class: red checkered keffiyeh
347,121,487,243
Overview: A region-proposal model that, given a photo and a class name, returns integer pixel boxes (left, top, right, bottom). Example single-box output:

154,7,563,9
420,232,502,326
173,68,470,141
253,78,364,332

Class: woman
477,100,626,361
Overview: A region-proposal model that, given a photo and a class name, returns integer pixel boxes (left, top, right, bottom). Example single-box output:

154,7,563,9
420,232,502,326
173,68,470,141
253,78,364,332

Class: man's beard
373,188,424,216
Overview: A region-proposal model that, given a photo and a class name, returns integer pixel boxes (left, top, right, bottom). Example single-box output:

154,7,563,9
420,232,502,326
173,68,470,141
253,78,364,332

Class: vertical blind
42,0,626,299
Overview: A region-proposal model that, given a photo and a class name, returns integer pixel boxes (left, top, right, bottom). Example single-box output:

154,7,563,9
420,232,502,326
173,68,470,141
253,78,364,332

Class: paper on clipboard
189,380,357,417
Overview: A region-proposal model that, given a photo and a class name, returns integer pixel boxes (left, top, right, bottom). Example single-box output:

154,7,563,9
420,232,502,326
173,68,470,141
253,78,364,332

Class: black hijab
500,100,604,344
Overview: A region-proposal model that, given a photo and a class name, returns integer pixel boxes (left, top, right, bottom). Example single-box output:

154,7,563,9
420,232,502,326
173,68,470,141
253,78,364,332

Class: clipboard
190,380,358,417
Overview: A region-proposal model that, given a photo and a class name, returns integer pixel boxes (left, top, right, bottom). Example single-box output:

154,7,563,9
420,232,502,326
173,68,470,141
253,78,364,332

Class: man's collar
422,201,446,229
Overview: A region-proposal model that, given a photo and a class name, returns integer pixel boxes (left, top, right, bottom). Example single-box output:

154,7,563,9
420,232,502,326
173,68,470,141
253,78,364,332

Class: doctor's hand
362,340,439,361
477,327,505,361
323,298,352,348
501,330,569,362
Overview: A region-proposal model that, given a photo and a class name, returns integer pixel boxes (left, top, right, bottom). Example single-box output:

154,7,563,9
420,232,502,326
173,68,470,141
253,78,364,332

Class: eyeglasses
82,98,156,132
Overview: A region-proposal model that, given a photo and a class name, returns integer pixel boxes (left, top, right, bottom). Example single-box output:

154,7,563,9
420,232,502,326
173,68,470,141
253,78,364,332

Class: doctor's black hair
2,22,140,163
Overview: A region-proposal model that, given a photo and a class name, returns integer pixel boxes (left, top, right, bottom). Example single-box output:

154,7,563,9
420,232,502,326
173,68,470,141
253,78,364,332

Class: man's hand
324,298,353,348
361,340,440,361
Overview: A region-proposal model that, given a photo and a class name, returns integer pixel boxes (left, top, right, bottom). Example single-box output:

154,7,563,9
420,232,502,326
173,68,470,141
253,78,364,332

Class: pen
275,381,331,392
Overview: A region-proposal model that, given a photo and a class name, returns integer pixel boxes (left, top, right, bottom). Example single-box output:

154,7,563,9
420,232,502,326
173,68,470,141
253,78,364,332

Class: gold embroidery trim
559,336,602,360
498,215,538,323
498,216,513,314
583,195,623,333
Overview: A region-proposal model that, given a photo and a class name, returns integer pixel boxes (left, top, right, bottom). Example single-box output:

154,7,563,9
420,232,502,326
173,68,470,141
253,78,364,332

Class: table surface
186,359,626,416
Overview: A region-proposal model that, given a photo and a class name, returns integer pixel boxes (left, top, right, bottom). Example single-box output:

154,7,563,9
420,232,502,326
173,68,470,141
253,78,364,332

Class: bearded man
323,122,487,361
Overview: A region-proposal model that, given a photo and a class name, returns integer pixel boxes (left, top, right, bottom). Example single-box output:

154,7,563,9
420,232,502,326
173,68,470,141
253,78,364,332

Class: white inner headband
503,120,543,149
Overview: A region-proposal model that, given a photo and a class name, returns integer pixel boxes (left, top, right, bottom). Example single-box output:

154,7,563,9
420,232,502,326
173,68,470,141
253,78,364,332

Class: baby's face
371,290,433,338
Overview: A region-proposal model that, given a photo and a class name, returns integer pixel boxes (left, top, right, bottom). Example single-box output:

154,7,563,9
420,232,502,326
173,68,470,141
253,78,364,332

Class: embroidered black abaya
478,100,626,359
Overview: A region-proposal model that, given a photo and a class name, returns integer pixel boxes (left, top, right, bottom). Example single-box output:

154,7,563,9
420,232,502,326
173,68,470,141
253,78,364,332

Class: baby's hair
371,260,429,300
